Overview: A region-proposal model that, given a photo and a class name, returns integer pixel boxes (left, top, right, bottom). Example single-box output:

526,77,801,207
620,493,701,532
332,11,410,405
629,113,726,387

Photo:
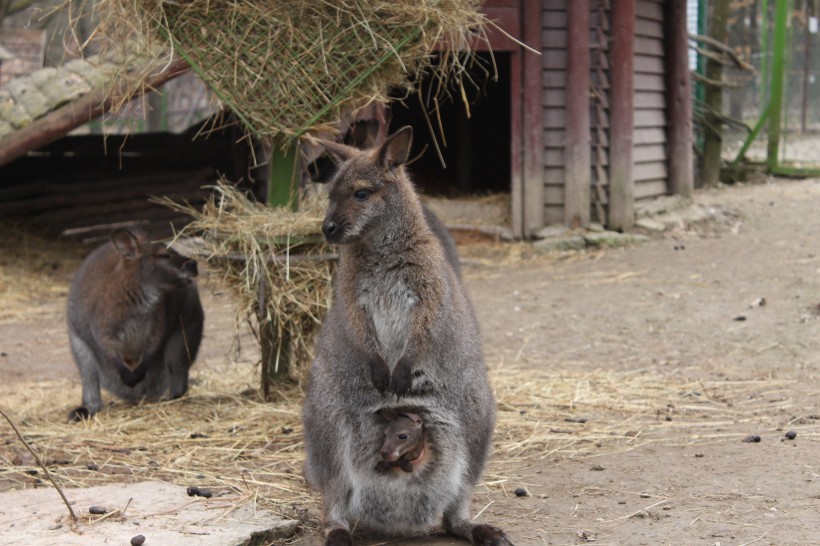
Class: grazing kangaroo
66,228,204,421
303,126,513,545
375,409,425,473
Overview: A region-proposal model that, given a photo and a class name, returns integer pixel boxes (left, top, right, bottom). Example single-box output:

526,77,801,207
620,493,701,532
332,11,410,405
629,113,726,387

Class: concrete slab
0,481,298,545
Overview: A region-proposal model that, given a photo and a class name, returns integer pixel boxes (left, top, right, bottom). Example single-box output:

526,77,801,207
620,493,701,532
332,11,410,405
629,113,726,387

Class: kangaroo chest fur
356,273,417,368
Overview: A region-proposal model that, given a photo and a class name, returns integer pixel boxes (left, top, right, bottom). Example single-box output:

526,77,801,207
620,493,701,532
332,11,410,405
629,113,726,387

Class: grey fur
66,228,203,421
303,127,512,545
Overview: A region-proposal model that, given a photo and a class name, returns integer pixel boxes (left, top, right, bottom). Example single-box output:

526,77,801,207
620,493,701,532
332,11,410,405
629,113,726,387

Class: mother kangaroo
303,126,513,545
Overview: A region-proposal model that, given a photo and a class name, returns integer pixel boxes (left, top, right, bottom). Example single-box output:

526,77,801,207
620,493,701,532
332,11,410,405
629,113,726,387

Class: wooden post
702,0,730,187
259,137,299,395
564,0,591,229
666,0,694,198
522,0,544,236
608,0,635,231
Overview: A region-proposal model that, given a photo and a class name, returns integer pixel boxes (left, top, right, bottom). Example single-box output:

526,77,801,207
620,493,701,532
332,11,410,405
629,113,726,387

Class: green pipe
761,0,769,103
732,102,770,164
767,0,789,171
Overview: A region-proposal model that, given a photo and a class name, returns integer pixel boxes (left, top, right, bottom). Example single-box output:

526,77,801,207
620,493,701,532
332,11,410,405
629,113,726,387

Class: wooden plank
634,91,666,109
545,167,565,184
665,0,694,198
634,55,664,74
633,143,666,162
544,148,564,166
542,30,568,49
608,0,635,231
544,128,565,148
543,88,566,107
542,11,568,28
635,18,664,38
635,179,668,199
544,184,565,205
543,70,567,87
564,0,591,228
542,49,568,69
544,110,567,128
636,0,664,21
634,36,664,56
523,0,545,236
634,161,668,181
634,127,666,144
545,204,564,225
634,72,666,91
634,109,667,127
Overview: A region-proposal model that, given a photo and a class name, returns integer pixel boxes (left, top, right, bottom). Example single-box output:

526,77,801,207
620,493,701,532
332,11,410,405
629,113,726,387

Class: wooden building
402,0,693,238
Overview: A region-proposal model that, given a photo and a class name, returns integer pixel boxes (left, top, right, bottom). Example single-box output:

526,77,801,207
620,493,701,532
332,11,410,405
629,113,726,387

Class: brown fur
66,229,203,421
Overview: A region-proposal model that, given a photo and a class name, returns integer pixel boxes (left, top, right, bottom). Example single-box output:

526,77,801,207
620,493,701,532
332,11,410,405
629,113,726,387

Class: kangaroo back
66,228,203,421
302,127,512,545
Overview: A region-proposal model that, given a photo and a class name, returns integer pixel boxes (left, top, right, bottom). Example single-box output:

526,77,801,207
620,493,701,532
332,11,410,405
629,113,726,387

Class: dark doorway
389,52,511,197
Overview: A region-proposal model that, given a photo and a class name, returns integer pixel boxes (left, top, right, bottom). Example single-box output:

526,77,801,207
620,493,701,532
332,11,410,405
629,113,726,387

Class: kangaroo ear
314,138,360,163
110,229,140,259
377,126,413,171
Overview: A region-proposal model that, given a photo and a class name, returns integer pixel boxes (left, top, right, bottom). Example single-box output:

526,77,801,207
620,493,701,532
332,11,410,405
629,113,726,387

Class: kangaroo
375,409,425,473
66,228,204,421
303,126,513,545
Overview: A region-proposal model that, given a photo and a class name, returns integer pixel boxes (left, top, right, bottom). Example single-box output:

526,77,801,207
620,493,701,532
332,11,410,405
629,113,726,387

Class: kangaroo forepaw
389,360,413,398
472,524,515,546
325,528,353,546
369,358,390,395
68,406,92,422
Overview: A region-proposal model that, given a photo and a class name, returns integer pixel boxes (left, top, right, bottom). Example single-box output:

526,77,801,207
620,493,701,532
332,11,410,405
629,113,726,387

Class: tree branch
689,32,755,72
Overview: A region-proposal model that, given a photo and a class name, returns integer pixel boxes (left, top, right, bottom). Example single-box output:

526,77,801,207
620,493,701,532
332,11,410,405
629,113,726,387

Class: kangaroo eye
353,189,370,201
398,434,408,440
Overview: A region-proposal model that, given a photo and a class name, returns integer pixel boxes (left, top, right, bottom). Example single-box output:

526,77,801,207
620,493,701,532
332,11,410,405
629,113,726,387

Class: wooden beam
608,0,636,231
564,0,591,229
666,0,694,198
522,0,544,236
0,58,190,167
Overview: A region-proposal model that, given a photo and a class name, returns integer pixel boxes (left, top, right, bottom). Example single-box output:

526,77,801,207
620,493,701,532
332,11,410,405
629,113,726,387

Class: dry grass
159,181,333,384
80,0,492,141
0,355,782,531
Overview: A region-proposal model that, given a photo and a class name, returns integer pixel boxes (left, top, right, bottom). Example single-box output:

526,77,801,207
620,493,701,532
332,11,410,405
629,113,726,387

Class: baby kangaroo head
110,228,198,290
314,126,413,244
380,411,424,461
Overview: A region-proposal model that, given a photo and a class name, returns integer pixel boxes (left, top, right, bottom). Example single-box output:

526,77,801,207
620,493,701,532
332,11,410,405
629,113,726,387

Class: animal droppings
742,434,761,443
88,505,107,515
514,488,528,497
784,431,797,440
186,486,213,498
130,535,146,546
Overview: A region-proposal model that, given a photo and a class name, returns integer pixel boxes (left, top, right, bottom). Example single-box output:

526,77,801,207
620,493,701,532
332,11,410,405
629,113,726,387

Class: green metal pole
767,0,789,171
267,138,298,209
695,0,708,151
761,0,770,104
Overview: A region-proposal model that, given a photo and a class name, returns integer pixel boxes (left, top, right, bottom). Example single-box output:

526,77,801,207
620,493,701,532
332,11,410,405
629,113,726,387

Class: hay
0,361,796,530
159,181,333,384
87,0,491,140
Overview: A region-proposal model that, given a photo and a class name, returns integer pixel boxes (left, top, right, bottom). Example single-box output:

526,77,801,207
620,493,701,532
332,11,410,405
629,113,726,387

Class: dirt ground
1,178,819,545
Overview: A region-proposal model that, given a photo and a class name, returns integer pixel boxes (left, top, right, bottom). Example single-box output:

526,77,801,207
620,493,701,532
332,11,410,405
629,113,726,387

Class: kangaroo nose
322,220,338,238
183,260,198,277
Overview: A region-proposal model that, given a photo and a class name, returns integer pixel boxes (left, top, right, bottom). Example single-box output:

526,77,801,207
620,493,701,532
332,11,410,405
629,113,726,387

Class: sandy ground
1,178,819,545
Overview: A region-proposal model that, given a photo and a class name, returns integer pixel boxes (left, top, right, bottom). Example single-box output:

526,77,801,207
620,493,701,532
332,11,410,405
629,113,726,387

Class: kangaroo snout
182,259,198,278
322,219,339,241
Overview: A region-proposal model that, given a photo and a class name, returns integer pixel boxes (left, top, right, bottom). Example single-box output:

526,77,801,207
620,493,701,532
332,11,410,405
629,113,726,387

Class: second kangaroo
66,229,204,421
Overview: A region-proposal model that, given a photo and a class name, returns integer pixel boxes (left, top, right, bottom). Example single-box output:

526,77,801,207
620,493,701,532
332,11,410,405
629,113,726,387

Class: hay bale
161,181,332,385
91,0,489,139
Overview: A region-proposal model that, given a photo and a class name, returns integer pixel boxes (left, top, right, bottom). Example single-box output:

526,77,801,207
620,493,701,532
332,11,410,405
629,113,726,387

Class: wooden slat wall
634,0,669,200
542,0,568,224
590,0,611,223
